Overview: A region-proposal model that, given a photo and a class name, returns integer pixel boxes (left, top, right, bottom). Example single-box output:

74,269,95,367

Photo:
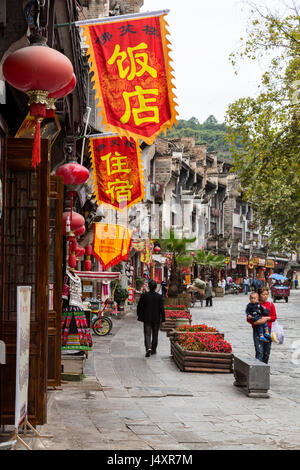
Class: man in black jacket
137,280,165,357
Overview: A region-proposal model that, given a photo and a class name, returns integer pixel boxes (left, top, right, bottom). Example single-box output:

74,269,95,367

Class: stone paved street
36,290,300,450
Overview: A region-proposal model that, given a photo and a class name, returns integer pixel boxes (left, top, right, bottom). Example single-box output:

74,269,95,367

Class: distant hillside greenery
165,115,233,161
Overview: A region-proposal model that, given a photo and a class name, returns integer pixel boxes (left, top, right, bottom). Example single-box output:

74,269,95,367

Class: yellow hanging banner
93,223,132,270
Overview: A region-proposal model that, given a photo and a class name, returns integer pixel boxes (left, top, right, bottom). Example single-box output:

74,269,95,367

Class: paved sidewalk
33,290,300,450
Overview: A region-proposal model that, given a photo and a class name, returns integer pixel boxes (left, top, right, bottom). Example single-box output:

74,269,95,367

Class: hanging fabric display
89,135,145,211
140,240,151,264
79,11,177,143
93,223,133,270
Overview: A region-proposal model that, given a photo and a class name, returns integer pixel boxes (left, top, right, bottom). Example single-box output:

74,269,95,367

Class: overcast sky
141,0,288,124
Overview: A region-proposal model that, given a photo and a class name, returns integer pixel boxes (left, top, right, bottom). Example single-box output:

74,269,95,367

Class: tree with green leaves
193,250,226,286
225,1,300,251
155,229,196,296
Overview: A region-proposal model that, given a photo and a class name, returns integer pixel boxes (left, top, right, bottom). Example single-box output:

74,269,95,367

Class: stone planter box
175,318,190,329
168,329,224,341
171,341,233,373
161,318,192,333
164,296,191,308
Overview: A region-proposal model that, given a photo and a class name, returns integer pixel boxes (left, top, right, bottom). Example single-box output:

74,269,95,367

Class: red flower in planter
165,304,186,310
165,310,192,321
178,333,232,353
176,324,217,333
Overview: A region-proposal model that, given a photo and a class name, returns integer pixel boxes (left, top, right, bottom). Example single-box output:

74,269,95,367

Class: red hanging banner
80,13,177,143
89,135,145,211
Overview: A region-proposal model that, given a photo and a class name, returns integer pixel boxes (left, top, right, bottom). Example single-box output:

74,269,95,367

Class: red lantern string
84,244,92,271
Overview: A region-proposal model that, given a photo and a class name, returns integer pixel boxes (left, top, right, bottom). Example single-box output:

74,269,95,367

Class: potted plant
114,285,129,311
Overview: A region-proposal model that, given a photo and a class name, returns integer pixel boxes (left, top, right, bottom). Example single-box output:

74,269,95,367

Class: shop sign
250,258,259,266
265,259,275,268
224,257,230,265
89,135,144,211
80,12,177,144
231,260,237,269
237,257,248,265
128,287,134,302
257,258,265,266
83,284,93,293
15,286,31,428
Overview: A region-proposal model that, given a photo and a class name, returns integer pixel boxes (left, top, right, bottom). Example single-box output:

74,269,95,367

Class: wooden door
47,176,63,388
0,138,50,425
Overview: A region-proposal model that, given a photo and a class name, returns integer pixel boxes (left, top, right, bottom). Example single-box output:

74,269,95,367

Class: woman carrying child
246,287,277,364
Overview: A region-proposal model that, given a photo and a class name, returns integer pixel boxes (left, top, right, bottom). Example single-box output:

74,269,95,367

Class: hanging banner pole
74,10,170,27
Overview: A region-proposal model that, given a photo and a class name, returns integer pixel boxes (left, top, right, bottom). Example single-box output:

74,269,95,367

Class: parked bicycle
89,282,118,336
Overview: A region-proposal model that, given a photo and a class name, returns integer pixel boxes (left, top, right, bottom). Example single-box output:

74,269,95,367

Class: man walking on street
137,280,165,357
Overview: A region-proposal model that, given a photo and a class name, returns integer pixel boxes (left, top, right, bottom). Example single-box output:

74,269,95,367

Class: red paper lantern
84,259,92,271
46,74,77,118
56,161,89,187
70,239,78,253
2,45,73,93
154,246,161,253
63,211,84,235
191,252,195,257
3,43,73,167
68,253,77,269
85,245,92,256
75,246,85,258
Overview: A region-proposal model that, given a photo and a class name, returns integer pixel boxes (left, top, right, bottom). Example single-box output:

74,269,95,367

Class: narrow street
37,290,300,450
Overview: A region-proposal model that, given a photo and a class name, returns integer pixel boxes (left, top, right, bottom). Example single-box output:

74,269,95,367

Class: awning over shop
74,271,121,281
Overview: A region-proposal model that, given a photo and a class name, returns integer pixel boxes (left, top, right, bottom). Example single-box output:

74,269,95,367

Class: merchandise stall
75,270,122,322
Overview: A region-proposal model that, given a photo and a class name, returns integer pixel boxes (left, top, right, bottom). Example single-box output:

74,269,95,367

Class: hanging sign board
93,223,133,270
79,11,177,143
15,286,32,429
89,136,145,211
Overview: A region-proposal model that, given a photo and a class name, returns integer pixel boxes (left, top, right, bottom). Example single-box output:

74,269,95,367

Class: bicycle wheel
92,316,112,336
103,315,113,328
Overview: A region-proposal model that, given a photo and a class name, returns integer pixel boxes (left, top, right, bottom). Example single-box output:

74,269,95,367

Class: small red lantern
84,245,92,271
84,259,92,271
75,246,85,258
154,246,161,253
2,42,74,167
191,252,195,257
85,245,92,256
46,74,76,118
56,161,89,188
68,253,77,269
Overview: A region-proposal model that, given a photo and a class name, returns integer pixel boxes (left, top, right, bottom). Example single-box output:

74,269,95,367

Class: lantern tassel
32,119,41,168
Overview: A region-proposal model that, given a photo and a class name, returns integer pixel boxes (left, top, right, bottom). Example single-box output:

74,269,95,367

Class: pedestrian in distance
243,275,250,295
246,287,277,364
137,280,165,357
161,277,168,298
205,281,213,307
